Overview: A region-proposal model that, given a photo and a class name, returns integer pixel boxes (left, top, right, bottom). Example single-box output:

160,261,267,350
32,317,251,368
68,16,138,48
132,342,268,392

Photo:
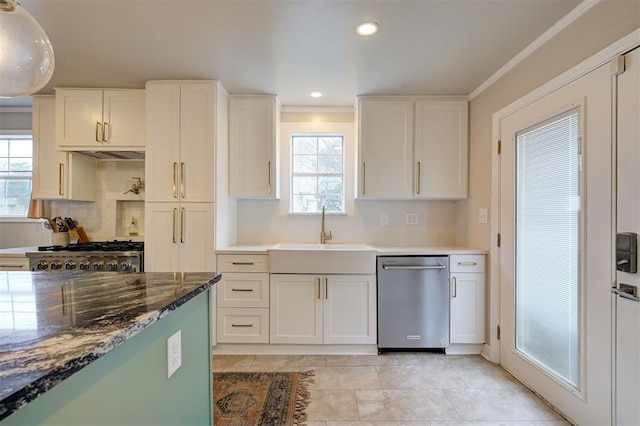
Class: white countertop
216,244,487,256
0,247,39,258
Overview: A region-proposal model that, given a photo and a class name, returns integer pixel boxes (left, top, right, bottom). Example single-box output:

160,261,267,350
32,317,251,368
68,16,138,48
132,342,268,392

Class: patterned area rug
213,371,315,425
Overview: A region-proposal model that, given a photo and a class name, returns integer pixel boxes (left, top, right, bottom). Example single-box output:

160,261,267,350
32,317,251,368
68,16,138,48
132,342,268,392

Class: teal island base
4,290,213,425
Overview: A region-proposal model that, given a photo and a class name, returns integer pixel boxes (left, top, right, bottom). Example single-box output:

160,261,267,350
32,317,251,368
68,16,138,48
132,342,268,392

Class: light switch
478,208,489,224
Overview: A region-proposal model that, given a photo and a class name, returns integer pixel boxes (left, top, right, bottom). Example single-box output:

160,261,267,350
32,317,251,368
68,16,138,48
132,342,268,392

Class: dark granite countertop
0,271,220,421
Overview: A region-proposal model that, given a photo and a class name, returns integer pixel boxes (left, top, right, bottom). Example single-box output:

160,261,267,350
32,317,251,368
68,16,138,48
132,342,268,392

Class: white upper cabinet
55,88,145,150
357,96,468,200
32,96,96,201
145,81,217,203
415,100,468,199
357,99,414,198
229,95,280,198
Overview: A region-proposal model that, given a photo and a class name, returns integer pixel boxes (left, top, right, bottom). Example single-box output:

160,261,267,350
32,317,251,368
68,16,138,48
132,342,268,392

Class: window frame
290,133,345,215
0,132,34,218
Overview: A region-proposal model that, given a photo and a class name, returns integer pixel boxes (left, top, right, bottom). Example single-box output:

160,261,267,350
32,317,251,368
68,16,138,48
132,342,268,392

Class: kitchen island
0,271,220,425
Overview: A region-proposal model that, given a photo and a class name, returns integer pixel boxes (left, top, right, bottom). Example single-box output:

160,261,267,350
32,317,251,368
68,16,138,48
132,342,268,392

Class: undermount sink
268,243,376,274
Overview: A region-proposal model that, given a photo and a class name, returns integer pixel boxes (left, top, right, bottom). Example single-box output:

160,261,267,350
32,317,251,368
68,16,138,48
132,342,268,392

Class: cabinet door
414,100,468,199
32,96,67,199
178,202,215,272
145,83,181,202
270,274,322,344
55,89,103,148
103,90,146,149
324,275,377,344
229,96,278,198
217,272,270,308
358,99,413,198
450,272,485,344
144,202,181,272
179,83,215,202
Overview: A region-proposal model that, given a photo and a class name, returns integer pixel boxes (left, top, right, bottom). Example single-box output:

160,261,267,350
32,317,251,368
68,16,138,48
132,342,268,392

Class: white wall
236,110,458,246
0,220,51,249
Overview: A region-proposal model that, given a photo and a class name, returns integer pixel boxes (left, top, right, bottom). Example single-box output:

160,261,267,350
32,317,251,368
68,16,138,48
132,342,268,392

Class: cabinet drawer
217,308,269,343
0,258,29,271
217,273,269,308
450,255,485,273
217,254,270,272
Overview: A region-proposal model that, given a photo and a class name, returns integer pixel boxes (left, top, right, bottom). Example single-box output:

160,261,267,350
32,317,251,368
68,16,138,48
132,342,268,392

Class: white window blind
515,108,581,390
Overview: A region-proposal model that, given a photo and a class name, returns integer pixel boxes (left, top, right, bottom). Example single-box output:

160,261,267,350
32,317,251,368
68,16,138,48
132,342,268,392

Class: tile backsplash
49,160,145,241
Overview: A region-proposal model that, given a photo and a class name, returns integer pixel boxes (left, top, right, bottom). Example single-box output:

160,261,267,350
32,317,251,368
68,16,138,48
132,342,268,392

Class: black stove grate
38,240,144,252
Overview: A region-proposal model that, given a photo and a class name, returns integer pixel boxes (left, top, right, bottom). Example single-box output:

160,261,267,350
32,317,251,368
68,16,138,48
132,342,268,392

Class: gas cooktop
37,240,144,252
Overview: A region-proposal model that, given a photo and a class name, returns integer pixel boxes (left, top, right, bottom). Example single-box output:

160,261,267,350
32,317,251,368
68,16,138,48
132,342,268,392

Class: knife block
52,232,70,245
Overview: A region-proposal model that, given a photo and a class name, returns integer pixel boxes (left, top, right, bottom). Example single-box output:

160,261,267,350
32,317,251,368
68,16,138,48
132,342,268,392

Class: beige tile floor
212,353,571,426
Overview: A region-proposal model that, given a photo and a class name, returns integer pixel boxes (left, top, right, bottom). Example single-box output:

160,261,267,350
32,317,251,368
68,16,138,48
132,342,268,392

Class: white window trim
0,131,34,218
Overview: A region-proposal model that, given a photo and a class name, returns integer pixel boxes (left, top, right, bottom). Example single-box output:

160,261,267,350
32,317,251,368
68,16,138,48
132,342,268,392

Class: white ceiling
5,0,582,107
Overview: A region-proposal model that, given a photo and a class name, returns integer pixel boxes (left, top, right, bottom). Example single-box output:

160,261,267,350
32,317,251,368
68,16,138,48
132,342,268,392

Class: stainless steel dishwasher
377,255,449,352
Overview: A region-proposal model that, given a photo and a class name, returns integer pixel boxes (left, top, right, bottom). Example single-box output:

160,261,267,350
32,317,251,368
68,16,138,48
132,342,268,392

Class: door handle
102,122,109,142
180,162,185,198
416,161,421,194
231,323,254,328
231,288,254,292
232,262,255,266
382,265,446,270
267,161,272,194
452,276,457,298
172,208,177,243
317,278,321,300
95,122,101,143
325,277,328,299
180,207,185,243
58,163,64,196
172,162,178,198
362,162,366,195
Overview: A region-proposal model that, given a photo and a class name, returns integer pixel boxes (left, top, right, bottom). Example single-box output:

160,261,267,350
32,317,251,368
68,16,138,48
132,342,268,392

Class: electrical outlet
379,213,389,226
478,208,489,224
406,213,418,225
167,330,182,378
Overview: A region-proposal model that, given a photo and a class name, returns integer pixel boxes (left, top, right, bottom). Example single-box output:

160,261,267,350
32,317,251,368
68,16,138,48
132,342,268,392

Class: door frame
485,29,640,364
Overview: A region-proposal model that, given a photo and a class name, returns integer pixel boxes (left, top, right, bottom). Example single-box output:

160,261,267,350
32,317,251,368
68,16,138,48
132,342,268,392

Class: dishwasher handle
382,265,446,270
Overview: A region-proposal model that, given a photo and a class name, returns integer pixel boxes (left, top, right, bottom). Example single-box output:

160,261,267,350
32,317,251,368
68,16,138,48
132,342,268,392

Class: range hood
77,151,145,160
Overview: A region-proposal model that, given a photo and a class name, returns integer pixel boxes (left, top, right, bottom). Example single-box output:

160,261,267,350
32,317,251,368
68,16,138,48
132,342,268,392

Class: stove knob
78,260,90,270
92,260,105,270
64,261,76,270
106,260,119,271
50,261,62,270
120,261,132,271
35,260,49,270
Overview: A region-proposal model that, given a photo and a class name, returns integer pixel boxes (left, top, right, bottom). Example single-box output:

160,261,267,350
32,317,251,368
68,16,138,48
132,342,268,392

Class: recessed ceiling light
308,90,324,98
356,21,378,37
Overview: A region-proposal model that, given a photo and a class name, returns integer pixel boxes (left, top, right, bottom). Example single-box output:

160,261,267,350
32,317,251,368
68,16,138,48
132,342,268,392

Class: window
291,134,344,213
515,108,582,389
0,135,33,216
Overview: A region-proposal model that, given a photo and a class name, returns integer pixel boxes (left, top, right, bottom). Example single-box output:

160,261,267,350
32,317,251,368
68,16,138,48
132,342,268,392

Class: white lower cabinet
0,257,29,271
270,274,377,345
449,255,485,344
215,256,270,344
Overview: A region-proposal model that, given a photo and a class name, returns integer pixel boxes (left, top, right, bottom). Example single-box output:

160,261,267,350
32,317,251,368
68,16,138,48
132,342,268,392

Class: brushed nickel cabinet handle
267,161,272,194
232,262,255,266
102,122,109,143
95,122,101,142
231,323,254,328
452,276,457,298
58,163,64,196
180,207,185,243
416,162,421,194
180,162,185,198
0,264,24,268
362,162,366,195
172,162,178,198
172,208,177,243
325,277,328,299
317,278,321,300
231,288,254,292
457,261,478,266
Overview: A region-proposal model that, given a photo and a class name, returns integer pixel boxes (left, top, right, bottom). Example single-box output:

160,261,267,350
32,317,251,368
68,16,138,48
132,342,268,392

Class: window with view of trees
0,136,33,216
291,134,344,213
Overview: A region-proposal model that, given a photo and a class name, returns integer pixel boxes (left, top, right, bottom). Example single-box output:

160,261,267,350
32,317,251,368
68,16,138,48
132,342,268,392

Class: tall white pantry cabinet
144,81,227,272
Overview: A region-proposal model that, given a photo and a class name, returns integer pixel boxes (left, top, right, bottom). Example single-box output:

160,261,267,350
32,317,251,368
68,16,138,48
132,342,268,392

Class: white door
614,47,640,426
55,89,103,148
270,274,322,344
179,202,215,272
102,90,145,148
323,275,376,344
32,96,68,199
499,63,612,424
144,202,181,272
450,272,485,344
